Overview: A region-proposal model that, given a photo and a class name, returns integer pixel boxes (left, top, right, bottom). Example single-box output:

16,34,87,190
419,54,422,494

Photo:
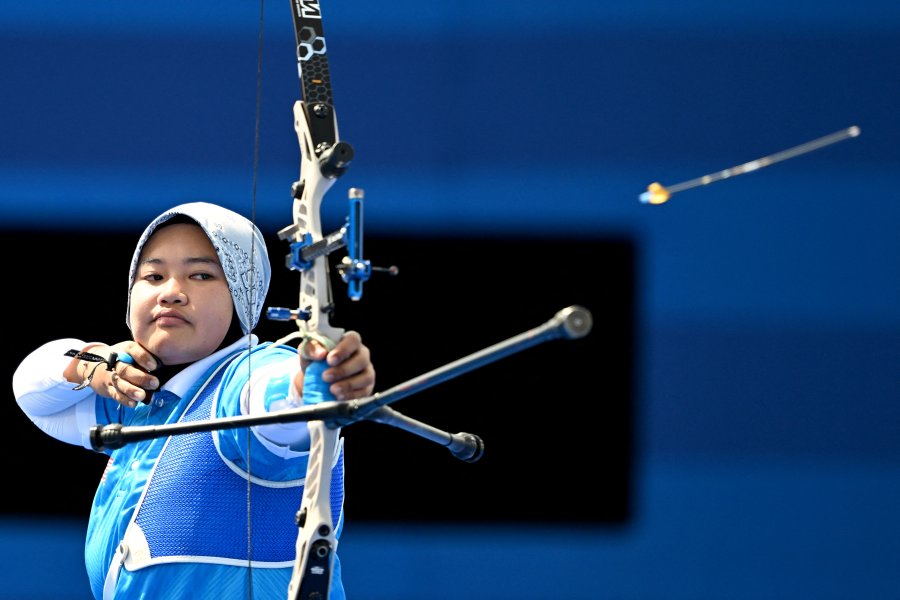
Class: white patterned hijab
126,202,271,335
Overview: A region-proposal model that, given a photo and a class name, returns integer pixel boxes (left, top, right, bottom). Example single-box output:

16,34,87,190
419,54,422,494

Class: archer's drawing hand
64,342,160,408
295,331,375,401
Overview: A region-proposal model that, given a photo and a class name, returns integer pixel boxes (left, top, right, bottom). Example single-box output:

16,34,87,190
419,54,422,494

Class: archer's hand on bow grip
294,331,376,404
299,337,338,405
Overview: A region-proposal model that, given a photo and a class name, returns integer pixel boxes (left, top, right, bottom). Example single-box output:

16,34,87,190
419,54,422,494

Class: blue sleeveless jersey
85,344,346,600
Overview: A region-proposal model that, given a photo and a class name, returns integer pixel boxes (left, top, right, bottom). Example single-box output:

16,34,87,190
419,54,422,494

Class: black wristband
64,349,119,371
65,349,120,391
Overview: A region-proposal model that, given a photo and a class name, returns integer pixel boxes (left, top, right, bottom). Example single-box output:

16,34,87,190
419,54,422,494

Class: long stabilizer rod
90,306,593,461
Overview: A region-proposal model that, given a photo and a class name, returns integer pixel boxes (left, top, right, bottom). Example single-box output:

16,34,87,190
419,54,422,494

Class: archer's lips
153,312,189,326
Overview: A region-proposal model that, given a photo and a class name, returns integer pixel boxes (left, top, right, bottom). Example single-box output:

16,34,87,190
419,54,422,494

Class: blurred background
2,1,898,598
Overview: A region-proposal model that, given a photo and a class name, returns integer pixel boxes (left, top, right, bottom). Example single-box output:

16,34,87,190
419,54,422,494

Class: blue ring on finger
117,352,135,366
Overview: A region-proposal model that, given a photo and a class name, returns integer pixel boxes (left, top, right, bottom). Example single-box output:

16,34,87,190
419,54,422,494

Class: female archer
13,202,375,599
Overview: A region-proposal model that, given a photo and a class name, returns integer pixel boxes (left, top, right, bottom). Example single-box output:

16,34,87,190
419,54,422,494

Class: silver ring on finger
111,372,123,393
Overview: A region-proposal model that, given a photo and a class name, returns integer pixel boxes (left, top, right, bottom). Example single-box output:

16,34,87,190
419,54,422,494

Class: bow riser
292,100,345,344
285,98,344,600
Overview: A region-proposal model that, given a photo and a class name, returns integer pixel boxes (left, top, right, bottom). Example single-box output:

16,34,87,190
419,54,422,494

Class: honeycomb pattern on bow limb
297,26,333,105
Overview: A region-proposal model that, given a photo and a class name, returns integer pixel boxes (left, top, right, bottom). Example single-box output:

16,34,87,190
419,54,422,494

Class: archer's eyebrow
139,256,222,267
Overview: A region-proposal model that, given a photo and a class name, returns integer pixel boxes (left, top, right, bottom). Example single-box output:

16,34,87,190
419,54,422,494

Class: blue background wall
2,1,899,598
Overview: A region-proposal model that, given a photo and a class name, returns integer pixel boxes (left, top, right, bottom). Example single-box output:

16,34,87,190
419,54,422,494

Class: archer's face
129,223,234,366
